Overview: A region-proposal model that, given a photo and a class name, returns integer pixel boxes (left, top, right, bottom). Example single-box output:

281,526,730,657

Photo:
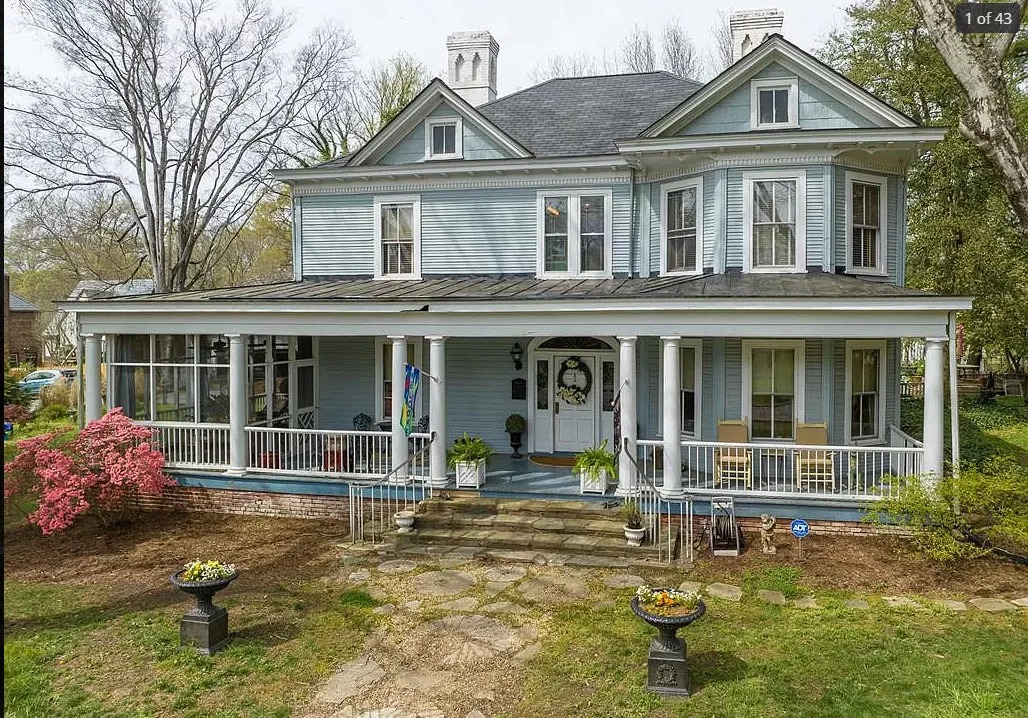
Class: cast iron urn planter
508,431,523,459
630,594,706,697
170,570,239,655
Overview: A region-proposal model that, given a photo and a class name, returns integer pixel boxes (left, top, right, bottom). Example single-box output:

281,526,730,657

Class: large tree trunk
913,0,1028,237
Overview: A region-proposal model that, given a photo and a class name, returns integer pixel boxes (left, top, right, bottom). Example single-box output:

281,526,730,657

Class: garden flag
612,390,622,452
400,364,421,436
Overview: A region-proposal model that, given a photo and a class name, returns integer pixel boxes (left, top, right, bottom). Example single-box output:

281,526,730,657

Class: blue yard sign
790,519,810,539
400,364,421,437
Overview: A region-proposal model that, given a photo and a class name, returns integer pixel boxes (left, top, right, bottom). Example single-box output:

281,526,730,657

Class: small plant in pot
505,414,526,458
573,439,617,494
448,433,492,488
621,499,646,546
169,559,239,655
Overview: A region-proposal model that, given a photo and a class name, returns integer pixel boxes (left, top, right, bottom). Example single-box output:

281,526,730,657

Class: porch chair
714,420,752,489
793,422,836,493
408,414,430,453
352,413,387,474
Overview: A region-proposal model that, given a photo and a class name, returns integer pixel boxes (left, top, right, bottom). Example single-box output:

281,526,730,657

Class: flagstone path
303,549,1027,718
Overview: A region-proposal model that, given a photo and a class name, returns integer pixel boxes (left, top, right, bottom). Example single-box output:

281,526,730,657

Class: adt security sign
790,519,810,538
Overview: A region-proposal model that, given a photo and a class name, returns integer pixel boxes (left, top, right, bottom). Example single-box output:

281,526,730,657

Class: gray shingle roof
94,273,938,304
8,292,39,311
477,71,703,157
66,279,155,300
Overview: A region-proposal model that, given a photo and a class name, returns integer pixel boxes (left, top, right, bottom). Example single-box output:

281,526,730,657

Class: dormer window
750,77,799,130
425,117,463,160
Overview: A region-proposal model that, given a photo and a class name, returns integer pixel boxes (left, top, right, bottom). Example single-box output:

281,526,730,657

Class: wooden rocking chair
793,423,836,493
714,420,752,488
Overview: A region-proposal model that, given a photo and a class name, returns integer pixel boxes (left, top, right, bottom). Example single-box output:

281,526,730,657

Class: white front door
553,355,596,452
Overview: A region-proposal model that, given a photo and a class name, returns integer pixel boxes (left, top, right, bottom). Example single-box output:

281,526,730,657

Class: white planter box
579,467,609,494
455,459,487,488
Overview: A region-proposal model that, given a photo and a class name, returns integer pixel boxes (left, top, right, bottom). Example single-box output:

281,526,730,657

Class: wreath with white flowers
556,356,592,406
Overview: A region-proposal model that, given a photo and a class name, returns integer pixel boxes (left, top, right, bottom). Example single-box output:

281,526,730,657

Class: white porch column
616,336,638,496
390,335,409,478
227,334,248,475
428,336,448,487
83,333,103,422
922,336,947,487
661,336,684,498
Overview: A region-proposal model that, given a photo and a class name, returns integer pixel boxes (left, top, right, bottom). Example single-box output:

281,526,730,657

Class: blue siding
318,336,377,429
832,339,847,445
446,337,527,450
709,338,726,438
804,339,823,423
299,195,374,275
378,104,512,165
675,62,874,135
724,339,743,420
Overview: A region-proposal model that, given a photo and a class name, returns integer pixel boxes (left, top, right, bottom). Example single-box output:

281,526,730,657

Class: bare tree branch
622,25,656,73
662,19,700,79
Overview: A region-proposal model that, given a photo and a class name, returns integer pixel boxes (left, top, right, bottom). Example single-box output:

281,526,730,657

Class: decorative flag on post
612,389,622,453
400,363,421,437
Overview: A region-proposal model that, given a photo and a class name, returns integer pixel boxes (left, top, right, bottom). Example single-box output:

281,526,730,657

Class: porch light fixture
510,342,524,371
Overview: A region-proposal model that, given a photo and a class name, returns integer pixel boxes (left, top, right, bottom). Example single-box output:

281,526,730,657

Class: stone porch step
417,511,628,538
394,526,662,558
421,496,625,522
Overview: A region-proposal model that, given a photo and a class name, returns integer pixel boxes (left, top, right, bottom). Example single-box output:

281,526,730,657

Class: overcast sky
4,0,851,93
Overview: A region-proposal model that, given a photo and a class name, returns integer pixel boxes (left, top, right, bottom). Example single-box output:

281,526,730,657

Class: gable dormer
346,79,531,167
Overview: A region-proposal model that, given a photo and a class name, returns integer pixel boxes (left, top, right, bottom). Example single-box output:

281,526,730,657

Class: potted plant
631,585,706,696
447,433,492,488
169,559,239,655
505,414,526,458
621,499,646,546
573,439,617,494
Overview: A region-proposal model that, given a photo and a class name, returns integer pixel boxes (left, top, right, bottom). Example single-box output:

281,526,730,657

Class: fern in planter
621,499,644,529
572,439,617,478
447,433,493,466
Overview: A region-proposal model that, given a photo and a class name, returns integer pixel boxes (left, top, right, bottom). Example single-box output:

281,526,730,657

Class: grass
901,396,1028,468
507,596,1028,718
3,580,379,718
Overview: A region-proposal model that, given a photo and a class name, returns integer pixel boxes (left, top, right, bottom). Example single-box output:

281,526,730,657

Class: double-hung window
846,172,887,275
425,118,462,160
538,190,612,277
661,178,703,275
743,340,805,441
750,77,799,130
743,171,806,273
374,195,421,279
846,340,886,443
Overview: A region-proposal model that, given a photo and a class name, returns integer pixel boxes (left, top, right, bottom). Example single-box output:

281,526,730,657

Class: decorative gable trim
348,79,532,167
641,35,917,138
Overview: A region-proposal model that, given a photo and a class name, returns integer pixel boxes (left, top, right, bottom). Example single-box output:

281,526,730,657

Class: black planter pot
508,431,523,458
170,570,239,655
630,595,706,697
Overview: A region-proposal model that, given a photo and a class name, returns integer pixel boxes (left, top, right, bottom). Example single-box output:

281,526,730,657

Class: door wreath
556,356,592,405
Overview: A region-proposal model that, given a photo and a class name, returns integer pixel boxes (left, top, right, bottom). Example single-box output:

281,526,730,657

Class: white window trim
659,177,704,276
374,338,424,422
657,339,704,439
424,117,463,160
844,339,887,445
535,188,614,279
750,77,800,130
373,194,422,280
741,339,806,442
742,170,807,274
845,171,888,276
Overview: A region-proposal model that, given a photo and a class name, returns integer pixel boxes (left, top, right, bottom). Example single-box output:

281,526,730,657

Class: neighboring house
43,279,155,364
4,274,42,366
70,15,968,518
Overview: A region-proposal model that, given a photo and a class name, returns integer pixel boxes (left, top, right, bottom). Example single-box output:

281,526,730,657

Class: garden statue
759,514,777,555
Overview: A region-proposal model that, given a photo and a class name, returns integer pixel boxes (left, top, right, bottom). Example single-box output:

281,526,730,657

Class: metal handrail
621,438,694,564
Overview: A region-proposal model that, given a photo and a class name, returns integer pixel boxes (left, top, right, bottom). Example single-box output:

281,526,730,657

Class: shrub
39,380,77,409
3,408,173,535
33,404,74,422
4,367,31,407
5,404,31,424
865,457,1028,561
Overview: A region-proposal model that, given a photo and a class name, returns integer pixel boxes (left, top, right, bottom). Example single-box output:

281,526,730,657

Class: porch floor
473,455,580,496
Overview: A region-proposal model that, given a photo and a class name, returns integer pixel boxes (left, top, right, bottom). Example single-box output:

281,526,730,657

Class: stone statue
759,514,777,555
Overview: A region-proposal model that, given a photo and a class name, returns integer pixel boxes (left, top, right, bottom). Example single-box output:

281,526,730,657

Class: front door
553,355,596,452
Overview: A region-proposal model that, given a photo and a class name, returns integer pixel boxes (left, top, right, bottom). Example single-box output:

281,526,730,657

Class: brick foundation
135,485,351,520
731,515,904,537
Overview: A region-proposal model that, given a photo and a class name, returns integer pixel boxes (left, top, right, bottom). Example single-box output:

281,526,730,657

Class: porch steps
391,496,666,560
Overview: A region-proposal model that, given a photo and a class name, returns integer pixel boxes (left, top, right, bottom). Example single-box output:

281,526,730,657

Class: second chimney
447,31,498,106
729,9,784,63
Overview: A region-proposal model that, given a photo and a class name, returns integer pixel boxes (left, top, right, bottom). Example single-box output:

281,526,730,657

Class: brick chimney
447,31,499,106
730,9,785,63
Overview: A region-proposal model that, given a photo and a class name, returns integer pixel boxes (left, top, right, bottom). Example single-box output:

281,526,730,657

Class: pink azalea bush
3,408,173,534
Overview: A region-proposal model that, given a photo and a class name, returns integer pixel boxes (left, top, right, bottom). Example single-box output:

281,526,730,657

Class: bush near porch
3,513,1027,718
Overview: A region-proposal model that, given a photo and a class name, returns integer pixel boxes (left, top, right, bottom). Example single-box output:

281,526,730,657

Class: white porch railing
349,437,436,545
141,422,231,469
245,427,432,479
620,438,694,565
636,435,924,500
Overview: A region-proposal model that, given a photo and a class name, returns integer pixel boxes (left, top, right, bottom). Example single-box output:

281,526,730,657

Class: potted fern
573,439,617,494
448,433,492,488
621,500,645,546
505,413,526,458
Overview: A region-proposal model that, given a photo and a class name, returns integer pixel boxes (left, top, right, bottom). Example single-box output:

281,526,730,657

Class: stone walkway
305,546,1027,718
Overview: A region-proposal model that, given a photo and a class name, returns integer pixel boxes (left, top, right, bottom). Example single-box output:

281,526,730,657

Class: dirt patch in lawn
3,511,347,601
691,531,1027,597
